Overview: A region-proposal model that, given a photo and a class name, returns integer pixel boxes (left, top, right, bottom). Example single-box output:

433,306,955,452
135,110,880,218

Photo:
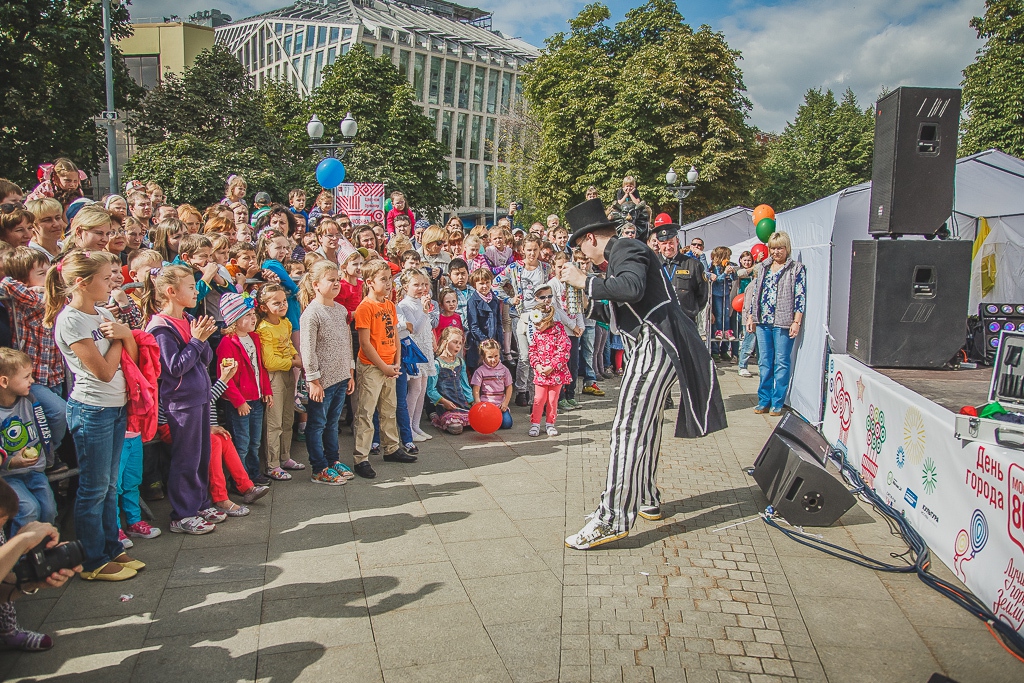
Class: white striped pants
596,325,677,533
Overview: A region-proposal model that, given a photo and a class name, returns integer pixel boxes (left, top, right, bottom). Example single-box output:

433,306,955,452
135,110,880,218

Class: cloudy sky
131,0,987,132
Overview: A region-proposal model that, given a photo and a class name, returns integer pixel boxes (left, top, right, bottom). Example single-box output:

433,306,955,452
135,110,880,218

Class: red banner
334,183,385,225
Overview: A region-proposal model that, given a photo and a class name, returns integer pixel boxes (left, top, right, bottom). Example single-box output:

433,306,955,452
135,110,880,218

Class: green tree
757,88,874,211
0,0,141,188
522,0,757,221
961,0,1024,156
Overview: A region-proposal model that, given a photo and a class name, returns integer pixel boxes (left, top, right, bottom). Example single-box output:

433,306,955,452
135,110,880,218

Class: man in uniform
654,220,709,322
560,199,727,550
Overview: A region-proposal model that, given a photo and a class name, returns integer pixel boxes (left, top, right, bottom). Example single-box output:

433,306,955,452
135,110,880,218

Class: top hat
567,199,620,247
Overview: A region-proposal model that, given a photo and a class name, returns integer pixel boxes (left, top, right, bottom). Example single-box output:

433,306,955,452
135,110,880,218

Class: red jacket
386,207,415,235
122,329,161,441
216,332,272,409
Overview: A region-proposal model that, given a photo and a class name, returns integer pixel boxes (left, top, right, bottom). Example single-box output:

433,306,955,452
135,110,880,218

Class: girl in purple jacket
142,265,223,535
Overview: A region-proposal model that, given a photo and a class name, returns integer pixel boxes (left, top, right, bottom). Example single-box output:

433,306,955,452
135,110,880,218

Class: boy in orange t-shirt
352,259,415,478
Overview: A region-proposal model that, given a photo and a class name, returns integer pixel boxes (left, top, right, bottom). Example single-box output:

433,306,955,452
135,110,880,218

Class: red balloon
732,294,745,313
752,204,775,225
469,402,503,434
751,243,769,263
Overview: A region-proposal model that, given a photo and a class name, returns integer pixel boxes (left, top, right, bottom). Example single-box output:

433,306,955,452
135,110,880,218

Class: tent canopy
679,206,753,248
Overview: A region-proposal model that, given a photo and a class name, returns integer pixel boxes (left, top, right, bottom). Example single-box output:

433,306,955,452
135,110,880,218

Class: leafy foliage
0,0,142,188
756,88,874,211
961,0,1024,156
521,0,757,221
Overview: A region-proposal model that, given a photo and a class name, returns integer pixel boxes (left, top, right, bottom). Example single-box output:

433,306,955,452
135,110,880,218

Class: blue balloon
316,158,346,189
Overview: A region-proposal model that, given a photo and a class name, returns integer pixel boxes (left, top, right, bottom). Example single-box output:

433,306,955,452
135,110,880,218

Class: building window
306,26,315,51
284,35,292,55
428,108,440,139
314,51,324,88
294,30,303,53
484,165,493,208
398,31,410,44
244,42,250,69
473,67,485,112
501,72,513,113
443,59,457,107
341,43,350,55
458,63,471,109
470,116,482,159
327,47,336,65
487,70,499,114
275,22,283,35
317,26,326,47
413,53,426,100
330,26,339,43
302,54,312,91
382,46,393,60
441,111,453,148
285,23,292,33
382,28,393,41
455,113,467,158
275,43,280,62
484,118,496,161
478,49,488,62
469,163,479,206
428,56,441,105
455,162,465,206
399,49,410,79
342,27,352,40
363,43,377,55
124,55,160,90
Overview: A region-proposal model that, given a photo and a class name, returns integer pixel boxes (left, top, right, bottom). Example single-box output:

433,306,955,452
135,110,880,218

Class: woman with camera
0,479,81,651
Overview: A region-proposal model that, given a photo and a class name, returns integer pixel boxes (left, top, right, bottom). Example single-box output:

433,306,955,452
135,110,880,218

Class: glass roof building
215,0,540,220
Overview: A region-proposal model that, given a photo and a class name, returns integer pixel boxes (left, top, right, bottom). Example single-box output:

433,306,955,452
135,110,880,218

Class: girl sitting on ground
426,326,473,434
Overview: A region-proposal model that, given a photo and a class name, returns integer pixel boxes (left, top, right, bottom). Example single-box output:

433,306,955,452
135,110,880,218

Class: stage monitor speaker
979,303,1024,364
752,417,855,527
869,86,961,237
847,239,972,368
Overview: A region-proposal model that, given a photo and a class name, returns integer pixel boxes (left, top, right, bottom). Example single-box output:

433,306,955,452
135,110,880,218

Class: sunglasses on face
536,294,554,301
1,203,25,214
691,243,703,249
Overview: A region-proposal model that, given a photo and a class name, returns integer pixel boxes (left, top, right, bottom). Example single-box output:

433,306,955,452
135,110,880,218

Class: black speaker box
752,416,855,527
869,86,961,237
847,239,972,368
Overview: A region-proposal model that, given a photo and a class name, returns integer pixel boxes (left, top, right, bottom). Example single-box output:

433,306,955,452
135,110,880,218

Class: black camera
13,540,84,585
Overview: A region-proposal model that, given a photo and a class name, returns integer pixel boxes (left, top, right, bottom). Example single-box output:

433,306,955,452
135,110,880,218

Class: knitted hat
221,292,254,327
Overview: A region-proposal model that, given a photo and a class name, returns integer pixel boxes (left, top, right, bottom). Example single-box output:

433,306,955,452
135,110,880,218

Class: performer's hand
559,263,587,290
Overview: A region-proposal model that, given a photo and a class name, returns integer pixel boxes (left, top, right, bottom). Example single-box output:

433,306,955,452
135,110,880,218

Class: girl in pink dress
527,285,572,437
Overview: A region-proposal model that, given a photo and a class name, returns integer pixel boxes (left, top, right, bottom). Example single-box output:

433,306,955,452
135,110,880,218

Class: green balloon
384,198,393,213
756,217,776,243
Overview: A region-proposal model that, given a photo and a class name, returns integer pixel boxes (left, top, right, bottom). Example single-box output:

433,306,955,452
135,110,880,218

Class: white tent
679,206,753,248
708,149,1024,424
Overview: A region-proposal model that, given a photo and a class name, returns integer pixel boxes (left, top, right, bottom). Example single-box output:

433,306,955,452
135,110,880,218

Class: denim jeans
4,471,56,535
68,399,127,571
374,370,412,446
227,401,265,480
581,323,596,383
755,325,795,410
307,380,348,473
31,383,67,450
739,329,757,369
711,294,737,355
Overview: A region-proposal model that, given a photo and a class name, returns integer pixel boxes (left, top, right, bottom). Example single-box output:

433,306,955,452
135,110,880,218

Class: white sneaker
546,425,559,437
414,427,433,440
412,432,429,442
528,423,541,437
565,516,628,550
738,368,752,378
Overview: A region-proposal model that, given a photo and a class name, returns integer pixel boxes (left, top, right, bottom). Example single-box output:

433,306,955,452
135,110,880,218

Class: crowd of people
0,158,804,651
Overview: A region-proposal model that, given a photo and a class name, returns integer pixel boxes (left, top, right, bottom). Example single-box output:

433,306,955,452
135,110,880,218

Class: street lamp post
306,112,358,159
665,165,699,226
101,0,118,194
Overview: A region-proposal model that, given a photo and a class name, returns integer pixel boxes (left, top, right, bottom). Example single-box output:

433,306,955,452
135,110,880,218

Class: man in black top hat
654,222,709,322
559,198,727,550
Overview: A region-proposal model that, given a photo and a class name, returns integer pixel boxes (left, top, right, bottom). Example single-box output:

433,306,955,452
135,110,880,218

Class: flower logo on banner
895,446,906,469
922,457,938,495
953,509,989,580
865,405,886,455
831,371,853,445
903,407,927,466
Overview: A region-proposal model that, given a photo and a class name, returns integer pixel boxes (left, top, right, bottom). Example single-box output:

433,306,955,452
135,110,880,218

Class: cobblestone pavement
1,367,1021,682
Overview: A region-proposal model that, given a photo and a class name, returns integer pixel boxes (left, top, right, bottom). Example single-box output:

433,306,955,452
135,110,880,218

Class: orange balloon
752,204,775,225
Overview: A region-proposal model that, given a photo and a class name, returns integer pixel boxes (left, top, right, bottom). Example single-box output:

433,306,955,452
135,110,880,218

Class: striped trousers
596,325,677,533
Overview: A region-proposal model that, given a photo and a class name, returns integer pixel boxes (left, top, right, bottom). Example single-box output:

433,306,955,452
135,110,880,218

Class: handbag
400,336,429,376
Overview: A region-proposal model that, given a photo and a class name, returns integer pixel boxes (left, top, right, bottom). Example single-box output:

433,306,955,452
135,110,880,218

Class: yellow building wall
118,23,215,76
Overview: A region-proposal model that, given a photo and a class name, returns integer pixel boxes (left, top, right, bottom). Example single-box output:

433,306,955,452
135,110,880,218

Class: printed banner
334,183,385,225
823,354,1024,633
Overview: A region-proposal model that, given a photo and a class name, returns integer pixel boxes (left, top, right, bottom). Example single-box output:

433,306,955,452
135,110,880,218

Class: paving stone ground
1,366,1022,682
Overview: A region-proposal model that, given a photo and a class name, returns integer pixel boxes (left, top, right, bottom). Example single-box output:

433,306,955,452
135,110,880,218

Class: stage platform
876,366,993,413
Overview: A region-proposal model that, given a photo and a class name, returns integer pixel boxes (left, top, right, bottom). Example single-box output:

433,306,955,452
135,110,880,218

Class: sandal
214,501,251,517
267,467,292,481
281,459,306,471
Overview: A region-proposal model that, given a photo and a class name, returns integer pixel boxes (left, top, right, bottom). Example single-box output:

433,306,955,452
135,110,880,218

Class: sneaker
546,425,559,437
295,429,306,442
403,443,419,455
142,482,165,501
582,383,605,396
253,474,273,486
127,521,161,539
311,468,346,485
0,628,53,651
412,432,429,442
725,330,736,341
118,529,133,549
447,423,463,435
369,444,380,456
565,517,628,550
770,409,784,417
199,507,228,523
293,395,306,414
214,502,250,517
714,330,723,340
602,369,615,379
414,428,433,440
638,505,662,521
354,461,376,479
242,485,270,504
529,423,541,437
514,392,530,407
738,368,752,378
169,516,216,535
330,461,356,480
754,406,769,414
558,399,571,411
